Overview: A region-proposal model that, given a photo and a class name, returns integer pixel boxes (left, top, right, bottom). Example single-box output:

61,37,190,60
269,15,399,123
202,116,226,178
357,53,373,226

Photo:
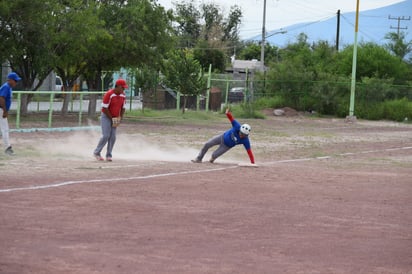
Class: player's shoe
106,157,112,162
94,153,104,161
191,159,201,163
5,146,14,155
209,157,215,163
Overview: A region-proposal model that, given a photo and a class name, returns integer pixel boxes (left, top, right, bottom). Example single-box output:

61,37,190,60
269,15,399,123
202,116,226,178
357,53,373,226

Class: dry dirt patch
0,116,411,274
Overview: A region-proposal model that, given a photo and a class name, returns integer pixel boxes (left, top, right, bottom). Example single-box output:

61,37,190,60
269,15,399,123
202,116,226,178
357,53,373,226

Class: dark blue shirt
0,82,12,111
223,119,251,150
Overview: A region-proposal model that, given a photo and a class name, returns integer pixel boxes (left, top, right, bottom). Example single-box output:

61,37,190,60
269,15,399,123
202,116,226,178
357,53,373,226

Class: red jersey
101,89,126,117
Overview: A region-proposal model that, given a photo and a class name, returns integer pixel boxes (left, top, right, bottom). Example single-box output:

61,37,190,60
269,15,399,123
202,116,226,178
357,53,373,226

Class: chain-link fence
207,74,412,118
8,76,412,129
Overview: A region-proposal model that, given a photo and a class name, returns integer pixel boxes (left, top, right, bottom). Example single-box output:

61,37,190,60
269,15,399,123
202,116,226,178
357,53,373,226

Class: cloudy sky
156,0,406,38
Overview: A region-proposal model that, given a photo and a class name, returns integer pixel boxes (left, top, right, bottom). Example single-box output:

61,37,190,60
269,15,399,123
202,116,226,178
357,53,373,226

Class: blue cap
7,72,21,81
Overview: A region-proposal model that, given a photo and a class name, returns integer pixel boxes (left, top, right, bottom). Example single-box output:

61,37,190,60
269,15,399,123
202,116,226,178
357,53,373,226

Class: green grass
125,108,227,125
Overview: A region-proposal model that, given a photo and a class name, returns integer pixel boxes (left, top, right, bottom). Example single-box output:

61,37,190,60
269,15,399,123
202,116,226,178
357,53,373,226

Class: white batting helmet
240,124,251,135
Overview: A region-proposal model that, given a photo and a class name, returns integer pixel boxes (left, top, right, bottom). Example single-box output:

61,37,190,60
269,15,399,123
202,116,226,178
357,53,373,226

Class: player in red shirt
93,79,127,161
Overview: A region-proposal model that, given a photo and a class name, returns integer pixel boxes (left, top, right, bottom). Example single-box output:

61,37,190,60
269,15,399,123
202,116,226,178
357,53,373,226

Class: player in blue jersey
192,107,255,164
0,72,21,155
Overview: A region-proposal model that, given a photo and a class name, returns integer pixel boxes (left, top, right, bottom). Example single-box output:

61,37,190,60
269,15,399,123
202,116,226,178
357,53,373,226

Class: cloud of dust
38,130,200,162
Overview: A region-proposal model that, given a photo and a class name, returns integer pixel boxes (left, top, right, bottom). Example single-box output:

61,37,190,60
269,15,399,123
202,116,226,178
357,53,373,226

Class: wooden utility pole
336,10,341,51
348,0,360,120
388,15,410,36
260,0,267,72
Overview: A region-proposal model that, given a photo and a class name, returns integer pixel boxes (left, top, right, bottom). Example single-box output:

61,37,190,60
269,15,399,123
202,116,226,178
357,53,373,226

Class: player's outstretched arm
226,107,234,122
247,148,255,164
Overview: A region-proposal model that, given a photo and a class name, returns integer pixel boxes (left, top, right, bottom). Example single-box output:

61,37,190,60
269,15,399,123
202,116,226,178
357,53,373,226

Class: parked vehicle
228,87,245,103
55,76,63,91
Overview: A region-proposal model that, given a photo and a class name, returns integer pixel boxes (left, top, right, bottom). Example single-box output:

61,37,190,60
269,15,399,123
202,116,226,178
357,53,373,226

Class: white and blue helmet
240,124,251,135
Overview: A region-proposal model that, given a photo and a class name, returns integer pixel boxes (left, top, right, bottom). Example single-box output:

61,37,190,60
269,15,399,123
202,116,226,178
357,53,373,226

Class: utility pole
348,0,360,121
260,0,267,72
336,10,341,51
388,15,410,36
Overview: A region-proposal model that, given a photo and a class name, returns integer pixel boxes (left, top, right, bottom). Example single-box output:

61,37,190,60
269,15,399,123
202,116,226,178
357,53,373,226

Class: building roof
232,59,262,71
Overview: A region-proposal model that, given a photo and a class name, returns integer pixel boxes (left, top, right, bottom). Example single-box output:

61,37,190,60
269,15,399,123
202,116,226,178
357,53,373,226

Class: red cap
115,79,128,89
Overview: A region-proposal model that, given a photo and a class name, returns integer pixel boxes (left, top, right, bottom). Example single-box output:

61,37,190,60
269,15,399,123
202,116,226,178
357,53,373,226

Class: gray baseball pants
195,133,231,161
0,108,11,150
94,113,117,158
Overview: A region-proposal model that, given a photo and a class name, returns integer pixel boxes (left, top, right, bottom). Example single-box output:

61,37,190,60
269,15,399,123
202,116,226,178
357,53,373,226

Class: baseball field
0,111,411,274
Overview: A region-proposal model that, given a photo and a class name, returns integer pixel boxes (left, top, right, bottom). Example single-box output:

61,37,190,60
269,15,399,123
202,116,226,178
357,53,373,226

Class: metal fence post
205,64,212,111
16,92,21,129
78,93,83,126
176,92,180,110
48,92,54,128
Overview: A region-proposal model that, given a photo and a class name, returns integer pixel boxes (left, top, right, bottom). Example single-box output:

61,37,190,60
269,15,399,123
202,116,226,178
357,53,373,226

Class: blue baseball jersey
223,119,251,149
0,82,12,111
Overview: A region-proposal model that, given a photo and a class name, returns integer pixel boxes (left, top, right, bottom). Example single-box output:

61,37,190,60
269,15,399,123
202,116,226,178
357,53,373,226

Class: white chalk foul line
1,146,411,193
0,166,238,193
260,146,412,166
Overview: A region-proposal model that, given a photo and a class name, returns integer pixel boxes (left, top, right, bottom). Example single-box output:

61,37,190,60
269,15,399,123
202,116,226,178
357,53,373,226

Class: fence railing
10,78,412,128
10,90,142,129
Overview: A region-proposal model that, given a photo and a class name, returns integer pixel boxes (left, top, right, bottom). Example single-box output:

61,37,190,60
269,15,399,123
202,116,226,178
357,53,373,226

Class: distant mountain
248,0,412,50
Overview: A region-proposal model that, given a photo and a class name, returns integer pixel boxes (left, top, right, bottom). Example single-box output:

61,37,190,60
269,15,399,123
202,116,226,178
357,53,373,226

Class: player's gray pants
94,113,117,157
0,108,11,150
195,133,231,161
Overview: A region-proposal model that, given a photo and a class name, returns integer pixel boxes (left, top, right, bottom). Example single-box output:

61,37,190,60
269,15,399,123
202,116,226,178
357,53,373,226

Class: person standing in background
0,72,21,155
93,79,128,162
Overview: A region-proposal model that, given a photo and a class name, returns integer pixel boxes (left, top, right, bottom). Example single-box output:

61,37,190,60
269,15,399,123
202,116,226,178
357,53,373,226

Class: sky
156,0,407,39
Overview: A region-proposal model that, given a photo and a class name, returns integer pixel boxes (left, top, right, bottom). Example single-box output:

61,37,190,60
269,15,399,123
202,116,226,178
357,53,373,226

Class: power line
388,15,410,36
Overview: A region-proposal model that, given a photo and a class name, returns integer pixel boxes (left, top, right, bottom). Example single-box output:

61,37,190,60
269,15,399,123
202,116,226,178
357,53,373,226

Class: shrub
383,98,412,122
253,96,284,109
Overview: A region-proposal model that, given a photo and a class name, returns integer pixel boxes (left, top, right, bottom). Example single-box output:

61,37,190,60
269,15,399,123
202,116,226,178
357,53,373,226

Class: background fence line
9,78,412,128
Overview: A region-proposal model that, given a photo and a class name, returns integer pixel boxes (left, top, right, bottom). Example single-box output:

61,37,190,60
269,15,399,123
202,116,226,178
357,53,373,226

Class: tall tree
53,0,105,115
171,1,242,71
174,1,201,48
384,31,412,60
82,0,174,116
193,40,225,72
222,5,242,43
238,41,279,65
163,49,206,113
200,3,222,41
0,0,62,113
335,42,410,82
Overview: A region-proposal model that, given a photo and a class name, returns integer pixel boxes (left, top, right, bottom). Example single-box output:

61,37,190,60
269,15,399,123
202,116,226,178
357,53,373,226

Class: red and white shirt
101,89,126,117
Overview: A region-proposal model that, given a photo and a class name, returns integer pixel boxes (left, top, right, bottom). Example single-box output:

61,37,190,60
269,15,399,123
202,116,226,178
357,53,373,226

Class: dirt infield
1,114,411,274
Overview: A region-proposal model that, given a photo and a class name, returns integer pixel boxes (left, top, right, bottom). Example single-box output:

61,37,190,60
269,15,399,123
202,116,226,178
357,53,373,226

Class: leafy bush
383,98,412,122
355,102,385,120
228,102,265,119
357,77,398,102
253,96,284,109
351,98,412,121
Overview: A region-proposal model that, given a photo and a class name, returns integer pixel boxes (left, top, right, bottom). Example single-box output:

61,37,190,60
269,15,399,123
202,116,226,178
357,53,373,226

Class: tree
52,0,104,115
163,50,206,113
173,1,201,48
133,65,159,113
335,42,411,83
0,0,174,116
238,41,279,64
171,1,243,71
193,40,226,72
200,3,222,42
0,0,63,113
222,5,242,43
81,0,174,117
384,31,412,60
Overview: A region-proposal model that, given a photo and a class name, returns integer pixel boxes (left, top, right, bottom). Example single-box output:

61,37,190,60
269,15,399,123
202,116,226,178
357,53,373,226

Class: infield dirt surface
1,112,411,274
